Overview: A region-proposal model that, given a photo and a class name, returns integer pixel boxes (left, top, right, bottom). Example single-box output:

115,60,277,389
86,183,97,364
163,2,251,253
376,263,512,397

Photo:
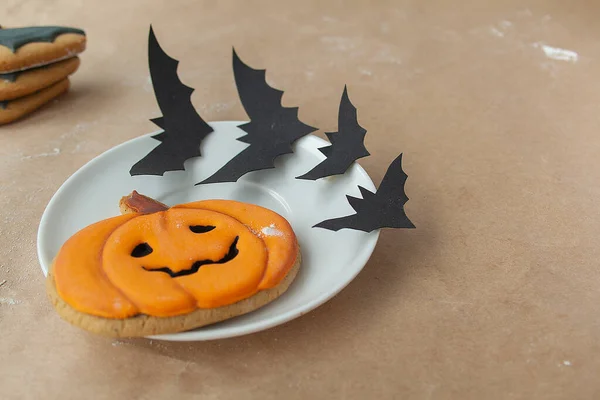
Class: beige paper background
2,1,600,399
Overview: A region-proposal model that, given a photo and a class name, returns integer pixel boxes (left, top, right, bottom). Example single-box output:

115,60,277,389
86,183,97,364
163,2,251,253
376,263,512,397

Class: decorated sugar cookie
0,25,86,124
0,57,80,101
0,26,86,73
46,191,300,337
0,78,70,125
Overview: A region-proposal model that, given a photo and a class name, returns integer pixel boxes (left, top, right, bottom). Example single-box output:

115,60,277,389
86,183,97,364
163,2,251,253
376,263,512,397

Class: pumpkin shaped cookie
46,191,301,337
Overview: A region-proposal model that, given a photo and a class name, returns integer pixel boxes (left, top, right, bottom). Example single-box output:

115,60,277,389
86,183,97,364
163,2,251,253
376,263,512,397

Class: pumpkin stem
119,190,169,215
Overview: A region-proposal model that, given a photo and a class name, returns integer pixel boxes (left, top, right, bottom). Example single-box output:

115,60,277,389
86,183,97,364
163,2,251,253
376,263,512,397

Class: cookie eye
189,225,215,234
131,243,153,257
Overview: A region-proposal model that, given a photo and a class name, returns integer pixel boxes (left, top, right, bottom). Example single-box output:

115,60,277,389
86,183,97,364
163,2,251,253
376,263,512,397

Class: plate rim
37,121,381,341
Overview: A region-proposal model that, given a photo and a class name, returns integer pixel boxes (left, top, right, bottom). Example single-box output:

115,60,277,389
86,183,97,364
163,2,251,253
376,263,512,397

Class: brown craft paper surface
2,1,600,399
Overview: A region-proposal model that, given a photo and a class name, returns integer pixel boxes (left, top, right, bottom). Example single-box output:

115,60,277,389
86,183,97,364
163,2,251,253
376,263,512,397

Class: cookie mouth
142,236,240,278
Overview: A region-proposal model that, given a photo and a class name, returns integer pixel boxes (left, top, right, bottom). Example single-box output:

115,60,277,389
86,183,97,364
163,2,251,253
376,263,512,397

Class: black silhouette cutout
297,86,369,180
197,49,317,185
130,26,213,176
314,154,415,232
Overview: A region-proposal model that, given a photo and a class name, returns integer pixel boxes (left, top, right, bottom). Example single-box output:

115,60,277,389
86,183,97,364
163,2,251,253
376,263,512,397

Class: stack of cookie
0,25,86,125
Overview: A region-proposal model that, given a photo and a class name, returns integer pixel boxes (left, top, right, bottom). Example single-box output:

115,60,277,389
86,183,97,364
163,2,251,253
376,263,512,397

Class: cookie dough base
46,250,301,338
0,78,69,125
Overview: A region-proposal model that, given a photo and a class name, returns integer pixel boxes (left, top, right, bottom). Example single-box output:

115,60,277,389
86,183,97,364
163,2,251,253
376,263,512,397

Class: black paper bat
296,86,369,180
0,26,85,53
130,26,213,176
314,154,415,232
197,48,317,185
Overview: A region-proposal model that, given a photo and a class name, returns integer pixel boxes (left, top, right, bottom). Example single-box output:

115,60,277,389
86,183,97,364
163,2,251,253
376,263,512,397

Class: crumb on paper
489,27,504,37
21,147,61,160
532,42,579,63
0,297,20,305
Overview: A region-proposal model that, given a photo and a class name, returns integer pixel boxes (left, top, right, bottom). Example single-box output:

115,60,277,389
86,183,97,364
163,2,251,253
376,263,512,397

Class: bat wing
130,26,213,176
297,86,369,180
312,190,377,232
295,158,336,181
197,144,287,184
130,141,199,174
313,154,415,232
313,214,364,232
233,48,316,144
196,50,316,185
376,153,410,207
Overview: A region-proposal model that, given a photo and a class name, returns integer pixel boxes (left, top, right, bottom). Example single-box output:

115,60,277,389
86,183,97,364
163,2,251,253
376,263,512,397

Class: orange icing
53,199,298,319
53,215,139,318
174,200,298,289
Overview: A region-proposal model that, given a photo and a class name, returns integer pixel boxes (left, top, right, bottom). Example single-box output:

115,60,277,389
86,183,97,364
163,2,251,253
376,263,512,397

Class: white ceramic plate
37,121,380,341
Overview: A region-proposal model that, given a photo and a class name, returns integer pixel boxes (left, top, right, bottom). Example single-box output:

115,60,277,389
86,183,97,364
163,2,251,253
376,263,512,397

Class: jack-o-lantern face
52,199,298,318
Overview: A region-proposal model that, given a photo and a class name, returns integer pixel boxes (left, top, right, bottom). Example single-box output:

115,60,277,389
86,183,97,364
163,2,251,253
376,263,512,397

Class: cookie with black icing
0,26,86,73
0,57,79,101
0,78,70,125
